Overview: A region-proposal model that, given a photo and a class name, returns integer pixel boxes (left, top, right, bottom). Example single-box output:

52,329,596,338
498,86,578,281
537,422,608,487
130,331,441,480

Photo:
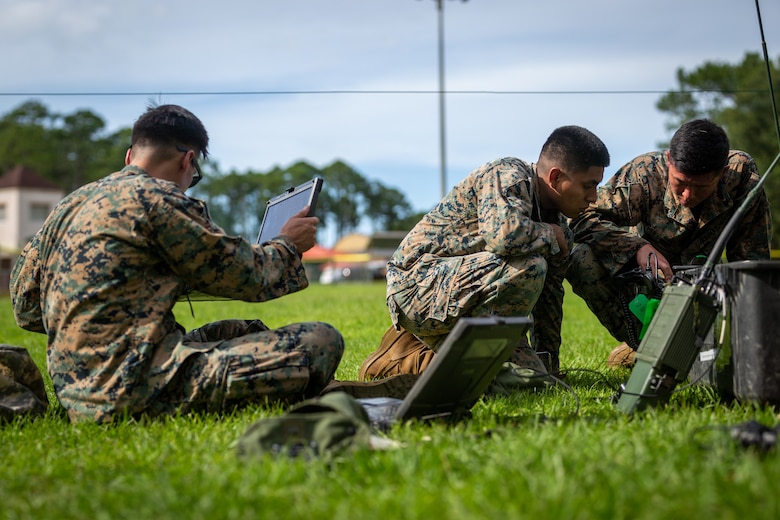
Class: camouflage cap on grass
236,392,379,460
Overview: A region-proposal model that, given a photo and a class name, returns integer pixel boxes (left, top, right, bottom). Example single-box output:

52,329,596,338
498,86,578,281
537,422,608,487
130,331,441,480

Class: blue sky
1,0,778,222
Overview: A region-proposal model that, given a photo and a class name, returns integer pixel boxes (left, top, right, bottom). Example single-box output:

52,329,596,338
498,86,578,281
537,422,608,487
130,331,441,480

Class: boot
358,326,436,380
607,342,636,369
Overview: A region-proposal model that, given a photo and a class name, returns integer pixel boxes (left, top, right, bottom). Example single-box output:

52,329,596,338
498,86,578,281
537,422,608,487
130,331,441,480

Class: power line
0,88,767,97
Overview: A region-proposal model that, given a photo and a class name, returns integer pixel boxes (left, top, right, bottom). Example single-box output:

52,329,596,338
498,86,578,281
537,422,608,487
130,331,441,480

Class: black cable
557,367,622,393
618,291,640,351
488,366,582,421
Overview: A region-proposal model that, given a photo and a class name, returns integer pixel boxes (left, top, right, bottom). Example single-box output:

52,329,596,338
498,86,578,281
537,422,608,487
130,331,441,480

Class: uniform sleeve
570,157,656,274
148,191,308,301
724,155,772,261
477,160,560,258
9,235,46,334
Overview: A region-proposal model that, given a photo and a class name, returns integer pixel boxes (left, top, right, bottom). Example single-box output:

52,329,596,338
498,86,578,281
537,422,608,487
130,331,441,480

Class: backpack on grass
0,344,49,423
237,392,397,460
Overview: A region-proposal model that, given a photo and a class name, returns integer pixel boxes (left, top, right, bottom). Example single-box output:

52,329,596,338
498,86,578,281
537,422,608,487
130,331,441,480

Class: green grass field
1,283,779,520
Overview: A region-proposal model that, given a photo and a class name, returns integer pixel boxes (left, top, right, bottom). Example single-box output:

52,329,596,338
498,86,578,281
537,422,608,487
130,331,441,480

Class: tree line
0,100,424,241
193,158,424,240
1,51,778,246
656,52,780,247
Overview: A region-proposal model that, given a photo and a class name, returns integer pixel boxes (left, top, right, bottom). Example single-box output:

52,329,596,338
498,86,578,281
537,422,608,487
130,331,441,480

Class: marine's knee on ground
296,321,345,393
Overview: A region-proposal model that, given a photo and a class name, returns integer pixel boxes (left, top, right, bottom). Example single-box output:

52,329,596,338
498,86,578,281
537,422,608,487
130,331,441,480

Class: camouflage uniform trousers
142,319,344,418
567,243,642,348
387,251,548,373
0,344,49,422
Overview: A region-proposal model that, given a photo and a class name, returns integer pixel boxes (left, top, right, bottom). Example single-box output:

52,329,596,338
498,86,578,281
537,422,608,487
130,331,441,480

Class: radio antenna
695,0,779,285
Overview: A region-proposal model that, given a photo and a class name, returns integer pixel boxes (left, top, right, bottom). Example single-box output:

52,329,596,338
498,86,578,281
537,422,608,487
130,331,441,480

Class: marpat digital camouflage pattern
385,157,571,373
568,150,771,343
10,166,343,423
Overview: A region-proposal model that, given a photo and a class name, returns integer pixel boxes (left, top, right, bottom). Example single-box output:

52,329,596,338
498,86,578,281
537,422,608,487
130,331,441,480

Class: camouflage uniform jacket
386,157,572,351
10,166,308,422
570,150,771,274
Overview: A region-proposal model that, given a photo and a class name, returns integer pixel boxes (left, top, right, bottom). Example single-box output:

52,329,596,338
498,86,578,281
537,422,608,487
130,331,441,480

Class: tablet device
255,177,323,244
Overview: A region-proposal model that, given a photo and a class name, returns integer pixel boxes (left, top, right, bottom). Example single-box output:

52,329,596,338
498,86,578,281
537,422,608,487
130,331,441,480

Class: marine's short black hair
669,119,729,175
131,104,209,159
540,125,610,173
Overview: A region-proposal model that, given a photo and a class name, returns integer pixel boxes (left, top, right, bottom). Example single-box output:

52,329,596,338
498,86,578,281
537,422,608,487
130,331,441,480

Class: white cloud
0,0,778,219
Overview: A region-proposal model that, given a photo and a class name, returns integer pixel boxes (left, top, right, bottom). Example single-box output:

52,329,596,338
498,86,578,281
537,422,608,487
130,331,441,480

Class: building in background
315,231,405,284
0,166,63,292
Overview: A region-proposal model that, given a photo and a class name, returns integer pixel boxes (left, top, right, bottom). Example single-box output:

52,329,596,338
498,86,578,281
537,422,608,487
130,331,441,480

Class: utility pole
421,0,467,200
435,0,447,200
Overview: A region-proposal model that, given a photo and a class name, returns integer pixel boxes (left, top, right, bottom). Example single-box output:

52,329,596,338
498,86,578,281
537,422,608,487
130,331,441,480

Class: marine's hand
280,207,320,253
635,244,673,280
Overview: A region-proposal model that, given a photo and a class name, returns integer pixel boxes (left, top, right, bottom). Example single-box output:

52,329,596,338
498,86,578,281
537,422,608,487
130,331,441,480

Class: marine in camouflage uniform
10,105,344,424
568,122,771,351
361,126,610,377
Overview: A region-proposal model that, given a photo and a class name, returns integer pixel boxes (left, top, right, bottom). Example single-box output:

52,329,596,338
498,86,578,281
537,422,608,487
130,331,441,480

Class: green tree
197,162,331,240
198,159,421,240
655,52,780,247
0,100,60,178
320,160,369,237
363,180,414,232
0,100,126,190
195,166,269,239
0,100,419,244
57,109,126,190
